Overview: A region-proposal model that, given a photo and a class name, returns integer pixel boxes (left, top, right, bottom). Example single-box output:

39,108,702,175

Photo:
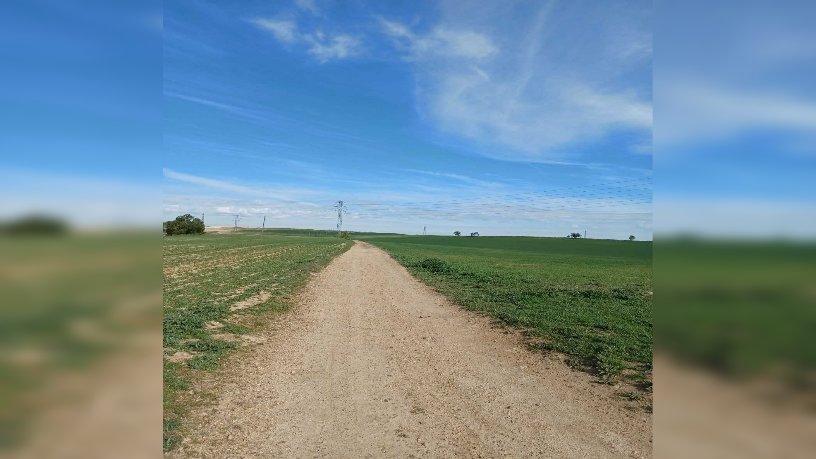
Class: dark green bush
0,215,68,235
163,214,205,236
418,258,454,273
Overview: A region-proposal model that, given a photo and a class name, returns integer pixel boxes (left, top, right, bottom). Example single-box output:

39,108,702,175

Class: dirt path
171,242,651,458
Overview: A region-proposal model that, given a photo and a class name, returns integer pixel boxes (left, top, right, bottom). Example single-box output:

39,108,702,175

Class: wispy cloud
163,168,315,202
379,0,651,161
249,17,362,63
250,18,298,43
164,168,260,195
657,80,816,147
306,33,362,62
401,169,505,188
165,92,273,122
379,18,498,61
295,0,320,15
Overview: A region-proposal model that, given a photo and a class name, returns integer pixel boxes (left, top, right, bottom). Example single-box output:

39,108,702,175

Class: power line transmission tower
423,226,426,235
262,215,266,233
333,200,347,233
233,214,240,232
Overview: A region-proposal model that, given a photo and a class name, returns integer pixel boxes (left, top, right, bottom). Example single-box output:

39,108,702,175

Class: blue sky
3,1,812,239
654,0,816,238
0,0,162,226
163,0,653,239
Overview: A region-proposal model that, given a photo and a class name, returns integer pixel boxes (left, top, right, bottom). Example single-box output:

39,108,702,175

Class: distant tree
163,214,205,236
470,231,479,237
0,214,68,235
569,232,582,239
453,231,461,236
629,235,636,241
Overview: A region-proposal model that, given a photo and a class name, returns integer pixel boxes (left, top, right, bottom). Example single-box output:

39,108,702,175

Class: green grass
0,233,158,449
239,227,404,237
358,235,653,385
655,239,816,380
162,232,351,451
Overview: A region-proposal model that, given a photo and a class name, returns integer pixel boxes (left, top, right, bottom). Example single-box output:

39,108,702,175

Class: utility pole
201,213,204,225
334,200,347,233
262,215,266,233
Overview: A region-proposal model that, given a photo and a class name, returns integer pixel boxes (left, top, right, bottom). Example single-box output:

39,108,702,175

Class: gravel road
170,241,651,458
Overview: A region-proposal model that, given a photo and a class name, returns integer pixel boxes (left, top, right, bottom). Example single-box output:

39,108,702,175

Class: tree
470,231,479,237
629,235,636,241
163,214,205,236
569,232,582,239
453,231,461,236
0,214,68,235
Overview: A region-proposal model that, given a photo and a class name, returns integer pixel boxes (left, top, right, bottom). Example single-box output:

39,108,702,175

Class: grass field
1,234,157,449
163,230,653,448
656,239,816,380
358,235,653,388
162,233,351,451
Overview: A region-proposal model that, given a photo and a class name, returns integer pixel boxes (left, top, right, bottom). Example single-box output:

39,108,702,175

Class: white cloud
401,169,505,188
379,18,497,60
164,168,259,195
162,168,316,202
249,18,297,43
656,80,816,146
295,0,319,15
422,69,651,159
378,1,652,160
249,17,361,63
305,33,362,63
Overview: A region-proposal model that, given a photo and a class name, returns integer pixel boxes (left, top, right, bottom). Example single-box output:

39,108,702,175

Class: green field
656,239,816,380
162,233,351,450
163,231,653,448
358,235,653,387
1,234,157,449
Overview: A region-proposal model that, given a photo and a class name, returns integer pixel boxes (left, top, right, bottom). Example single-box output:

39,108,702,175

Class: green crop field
656,240,816,380
162,233,351,451
1,233,157,449
358,235,653,389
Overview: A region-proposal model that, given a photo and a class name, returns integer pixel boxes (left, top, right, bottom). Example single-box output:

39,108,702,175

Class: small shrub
593,344,626,383
418,258,454,273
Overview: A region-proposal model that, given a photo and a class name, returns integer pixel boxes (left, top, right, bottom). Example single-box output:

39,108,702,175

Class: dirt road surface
171,242,651,458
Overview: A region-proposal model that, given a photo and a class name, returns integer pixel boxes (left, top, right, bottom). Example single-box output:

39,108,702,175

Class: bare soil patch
229,290,274,312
